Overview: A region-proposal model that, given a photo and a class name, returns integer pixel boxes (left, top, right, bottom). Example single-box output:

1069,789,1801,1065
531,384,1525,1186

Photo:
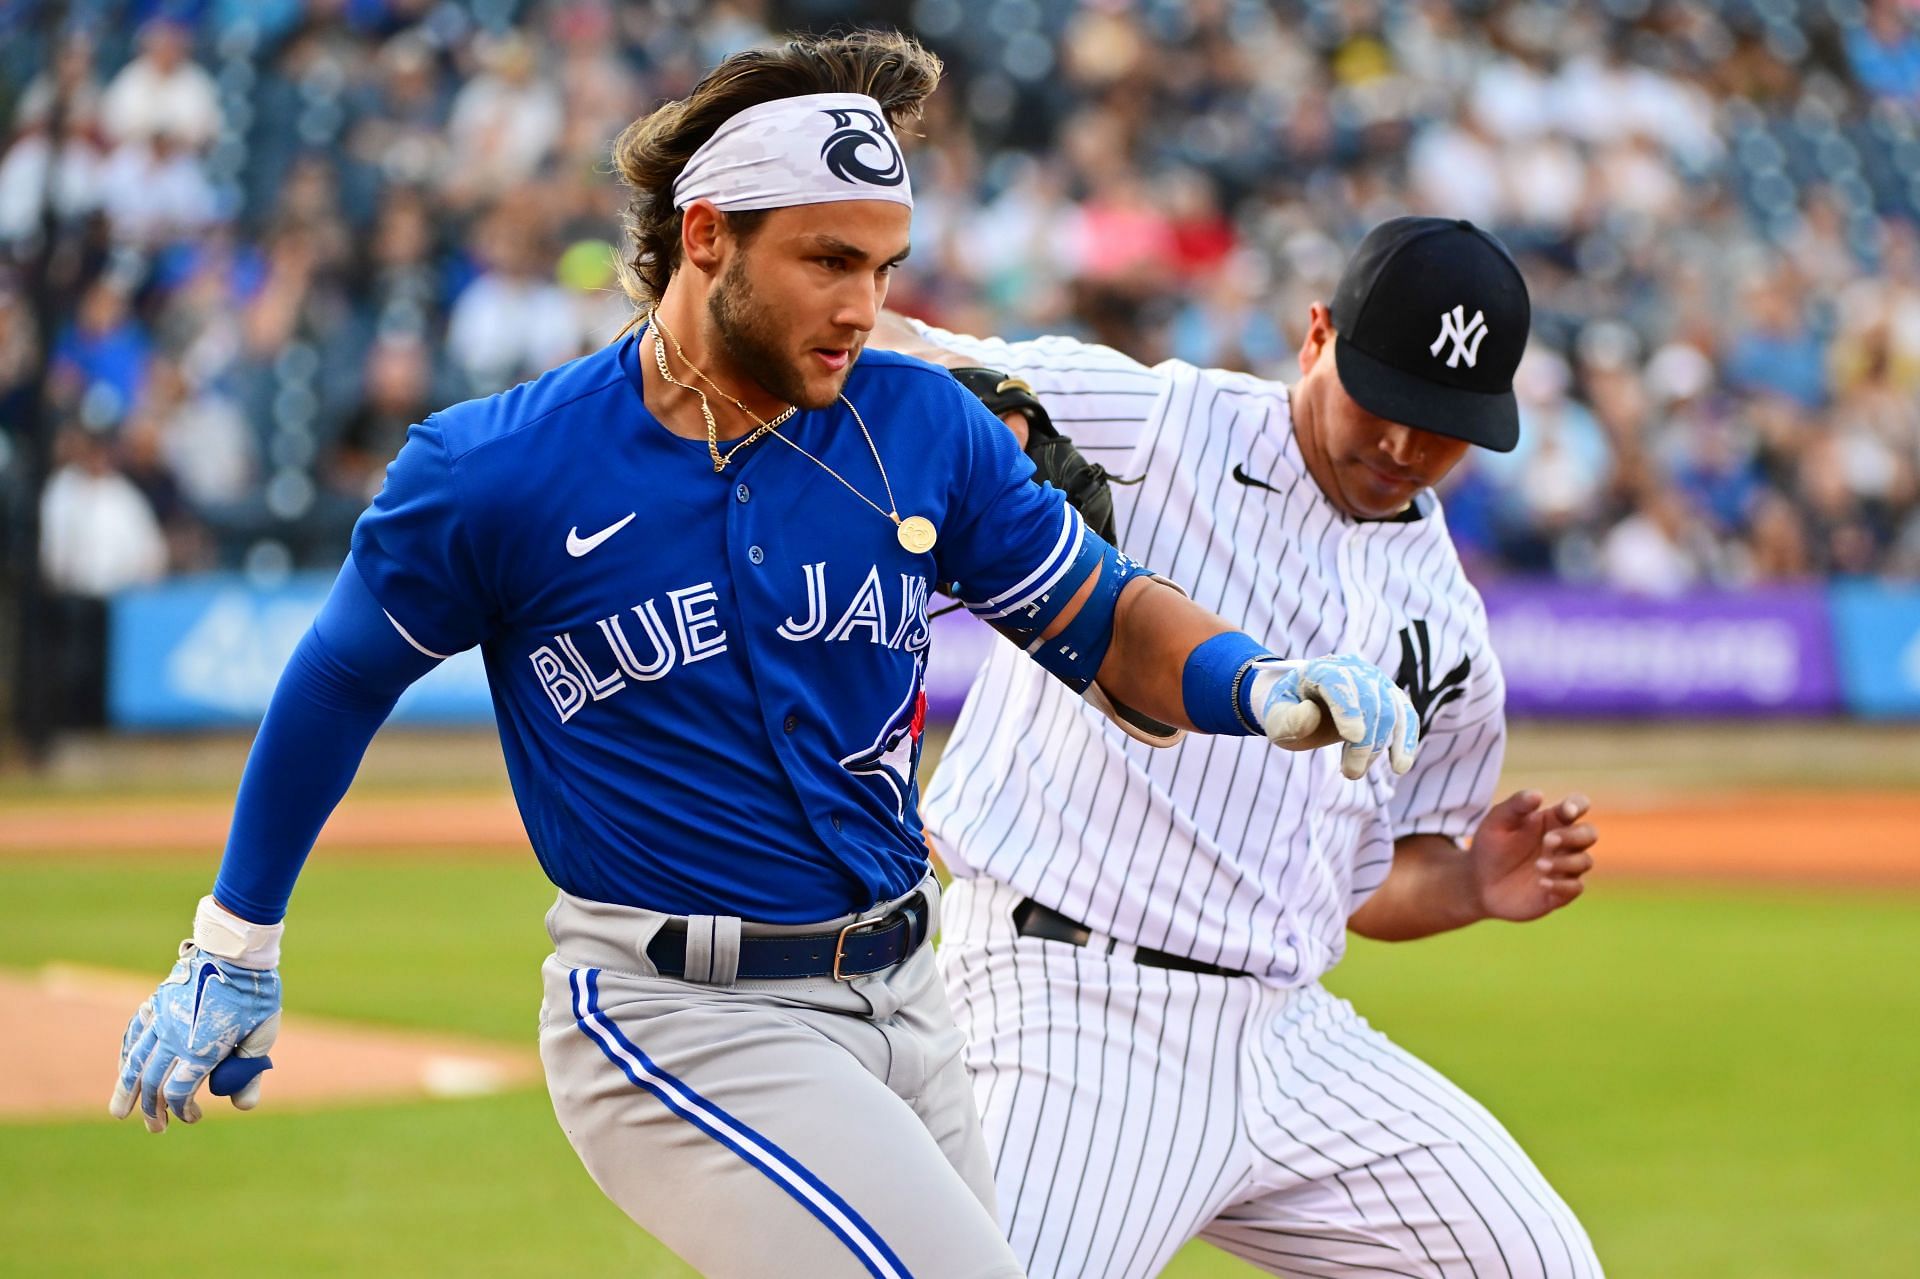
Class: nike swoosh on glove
110,944,281,1132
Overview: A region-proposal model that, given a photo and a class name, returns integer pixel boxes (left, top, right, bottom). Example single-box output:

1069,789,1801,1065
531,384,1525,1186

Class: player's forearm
212,560,437,923
212,638,399,923
1093,577,1239,732
1346,834,1486,941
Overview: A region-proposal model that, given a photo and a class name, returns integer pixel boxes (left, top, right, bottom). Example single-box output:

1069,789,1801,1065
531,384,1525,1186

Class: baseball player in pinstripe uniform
883,218,1604,1278
103,35,1425,1279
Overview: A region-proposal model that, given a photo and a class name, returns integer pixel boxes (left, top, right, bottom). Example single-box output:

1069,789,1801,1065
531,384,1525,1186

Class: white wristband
192,895,284,970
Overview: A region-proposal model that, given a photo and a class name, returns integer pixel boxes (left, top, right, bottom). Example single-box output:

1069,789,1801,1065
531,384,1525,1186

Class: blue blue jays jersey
350,334,1088,922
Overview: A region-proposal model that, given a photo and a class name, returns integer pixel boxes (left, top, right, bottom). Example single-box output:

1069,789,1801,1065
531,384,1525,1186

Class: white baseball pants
939,877,1603,1279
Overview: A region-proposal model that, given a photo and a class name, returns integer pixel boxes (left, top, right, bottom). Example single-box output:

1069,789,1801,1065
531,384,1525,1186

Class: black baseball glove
950,366,1119,544
946,366,1178,746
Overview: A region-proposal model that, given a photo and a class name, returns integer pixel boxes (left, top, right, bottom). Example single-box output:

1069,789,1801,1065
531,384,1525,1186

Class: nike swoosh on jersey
1230,463,1282,494
566,512,638,557
188,961,223,1043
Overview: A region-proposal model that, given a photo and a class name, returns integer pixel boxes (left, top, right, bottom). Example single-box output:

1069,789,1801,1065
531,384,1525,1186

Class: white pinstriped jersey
920,326,1507,984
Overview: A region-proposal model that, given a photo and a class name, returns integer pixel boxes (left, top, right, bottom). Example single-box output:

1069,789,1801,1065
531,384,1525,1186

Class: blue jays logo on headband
672,92,913,212
820,108,905,187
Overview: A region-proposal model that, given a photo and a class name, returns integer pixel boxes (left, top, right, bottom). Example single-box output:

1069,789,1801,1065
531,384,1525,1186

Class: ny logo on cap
1430,305,1489,369
820,108,905,187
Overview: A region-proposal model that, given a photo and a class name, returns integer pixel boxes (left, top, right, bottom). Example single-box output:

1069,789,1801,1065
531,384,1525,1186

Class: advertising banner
1480,583,1842,716
109,574,1000,730
1828,582,1920,718
109,573,491,728
112,575,1884,728
925,607,998,717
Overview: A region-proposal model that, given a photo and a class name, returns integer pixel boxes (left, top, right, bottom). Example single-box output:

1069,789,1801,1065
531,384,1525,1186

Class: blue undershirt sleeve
211,556,443,924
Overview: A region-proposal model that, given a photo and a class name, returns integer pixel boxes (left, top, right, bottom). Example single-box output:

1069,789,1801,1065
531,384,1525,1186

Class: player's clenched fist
1251,655,1420,780
110,896,282,1132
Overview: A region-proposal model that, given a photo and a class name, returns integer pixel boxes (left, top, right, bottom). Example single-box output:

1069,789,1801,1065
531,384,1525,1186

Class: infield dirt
6,964,538,1123
3,783,1914,881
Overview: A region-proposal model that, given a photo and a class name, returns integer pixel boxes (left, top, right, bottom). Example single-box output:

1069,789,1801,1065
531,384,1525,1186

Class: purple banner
926,608,1001,718
926,583,1844,722
1481,583,1842,716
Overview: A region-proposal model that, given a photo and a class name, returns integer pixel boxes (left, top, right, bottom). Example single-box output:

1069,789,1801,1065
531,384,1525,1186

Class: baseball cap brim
1333,337,1520,453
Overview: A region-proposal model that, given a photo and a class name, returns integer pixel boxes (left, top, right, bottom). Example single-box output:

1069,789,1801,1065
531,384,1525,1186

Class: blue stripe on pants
568,968,915,1279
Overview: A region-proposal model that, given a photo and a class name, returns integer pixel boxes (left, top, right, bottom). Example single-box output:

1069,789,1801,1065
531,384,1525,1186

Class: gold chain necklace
642,310,938,553
763,395,938,553
648,310,796,472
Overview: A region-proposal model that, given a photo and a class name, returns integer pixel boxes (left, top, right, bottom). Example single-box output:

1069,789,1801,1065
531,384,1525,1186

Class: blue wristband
1181,631,1276,736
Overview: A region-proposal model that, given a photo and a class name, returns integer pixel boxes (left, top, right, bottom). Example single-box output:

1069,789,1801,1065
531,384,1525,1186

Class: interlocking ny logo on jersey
820,108,904,186
1430,305,1489,369
1395,619,1470,737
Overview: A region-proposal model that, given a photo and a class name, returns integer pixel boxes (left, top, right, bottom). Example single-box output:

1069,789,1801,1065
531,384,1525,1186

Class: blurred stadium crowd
3,0,1919,605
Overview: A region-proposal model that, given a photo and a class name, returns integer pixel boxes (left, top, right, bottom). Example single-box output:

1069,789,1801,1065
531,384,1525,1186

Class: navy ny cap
1328,217,1531,452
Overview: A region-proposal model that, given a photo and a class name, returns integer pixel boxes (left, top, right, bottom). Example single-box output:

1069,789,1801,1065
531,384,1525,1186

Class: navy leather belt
648,890,934,981
1012,898,1252,979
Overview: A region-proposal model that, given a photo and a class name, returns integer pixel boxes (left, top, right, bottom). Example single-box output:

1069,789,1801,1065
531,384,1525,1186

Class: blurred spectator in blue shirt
1846,0,1920,105
1671,410,1762,536
50,280,151,431
1724,273,1828,410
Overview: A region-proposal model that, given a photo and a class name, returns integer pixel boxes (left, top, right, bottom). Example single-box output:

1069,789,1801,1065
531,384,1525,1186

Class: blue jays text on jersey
349,333,1088,923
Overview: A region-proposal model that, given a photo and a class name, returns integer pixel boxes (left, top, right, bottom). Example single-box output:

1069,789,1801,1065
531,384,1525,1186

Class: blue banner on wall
109,573,494,728
1829,581,1920,718
107,572,1002,730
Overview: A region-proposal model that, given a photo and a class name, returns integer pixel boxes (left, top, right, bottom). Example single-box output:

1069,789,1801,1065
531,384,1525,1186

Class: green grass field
4,852,1917,1277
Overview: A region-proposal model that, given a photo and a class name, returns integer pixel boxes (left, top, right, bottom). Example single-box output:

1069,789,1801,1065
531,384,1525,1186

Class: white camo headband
671,92,913,213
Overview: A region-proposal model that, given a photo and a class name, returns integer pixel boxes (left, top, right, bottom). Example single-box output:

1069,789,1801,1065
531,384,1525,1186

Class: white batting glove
109,897,283,1132
1249,655,1420,780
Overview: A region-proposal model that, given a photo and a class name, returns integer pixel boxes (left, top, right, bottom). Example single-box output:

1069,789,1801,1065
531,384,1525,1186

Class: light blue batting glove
1249,654,1420,780
109,897,283,1133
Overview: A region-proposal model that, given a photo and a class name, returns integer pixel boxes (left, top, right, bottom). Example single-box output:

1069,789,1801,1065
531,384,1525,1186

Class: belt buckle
832,916,873,982
832,893,923,981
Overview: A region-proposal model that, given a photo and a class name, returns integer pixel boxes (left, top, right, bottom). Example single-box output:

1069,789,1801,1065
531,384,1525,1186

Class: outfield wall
102,573,1920,728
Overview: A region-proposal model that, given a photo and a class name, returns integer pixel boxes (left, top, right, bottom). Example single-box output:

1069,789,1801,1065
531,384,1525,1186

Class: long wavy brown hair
610,30,942,313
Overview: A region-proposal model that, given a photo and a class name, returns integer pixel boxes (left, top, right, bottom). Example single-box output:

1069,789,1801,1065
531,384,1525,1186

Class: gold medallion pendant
896,515,938,554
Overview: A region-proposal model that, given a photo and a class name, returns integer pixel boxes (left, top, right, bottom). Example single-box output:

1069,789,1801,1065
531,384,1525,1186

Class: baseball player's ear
681,200,726,273
1299,303,1334,375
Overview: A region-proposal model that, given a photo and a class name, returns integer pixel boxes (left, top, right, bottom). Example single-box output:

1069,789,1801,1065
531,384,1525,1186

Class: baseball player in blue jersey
106,33,1421,1278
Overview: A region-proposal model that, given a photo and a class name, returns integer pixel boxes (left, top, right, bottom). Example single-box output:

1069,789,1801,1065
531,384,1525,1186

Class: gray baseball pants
539,879,1025,1279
